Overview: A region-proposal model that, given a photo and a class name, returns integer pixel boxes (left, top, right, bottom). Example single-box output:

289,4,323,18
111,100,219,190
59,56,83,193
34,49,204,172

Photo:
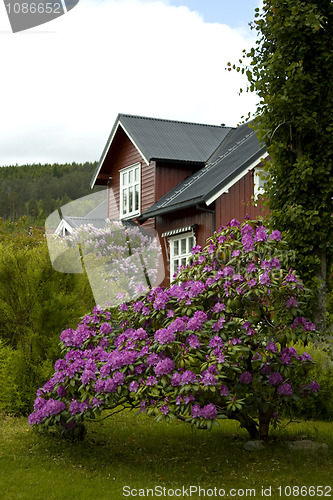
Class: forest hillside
0,162,101,224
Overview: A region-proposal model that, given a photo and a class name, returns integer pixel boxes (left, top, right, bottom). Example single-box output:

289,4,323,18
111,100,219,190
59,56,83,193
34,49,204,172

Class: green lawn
0,411,332,500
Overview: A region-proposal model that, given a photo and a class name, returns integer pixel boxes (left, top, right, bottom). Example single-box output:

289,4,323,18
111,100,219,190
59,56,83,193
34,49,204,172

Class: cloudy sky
0,0,262,167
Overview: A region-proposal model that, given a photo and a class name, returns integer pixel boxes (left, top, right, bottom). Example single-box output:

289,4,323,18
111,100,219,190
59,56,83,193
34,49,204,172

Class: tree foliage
243,0,333,331
0,162,101,225
0,220,96,414
28,220,321,440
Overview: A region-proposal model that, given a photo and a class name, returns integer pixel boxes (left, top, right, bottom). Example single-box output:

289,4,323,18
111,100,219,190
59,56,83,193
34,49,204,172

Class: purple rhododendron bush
29,219,321,440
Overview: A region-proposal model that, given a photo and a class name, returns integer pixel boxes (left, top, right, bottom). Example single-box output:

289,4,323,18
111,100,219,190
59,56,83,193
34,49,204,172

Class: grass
0,411,332,500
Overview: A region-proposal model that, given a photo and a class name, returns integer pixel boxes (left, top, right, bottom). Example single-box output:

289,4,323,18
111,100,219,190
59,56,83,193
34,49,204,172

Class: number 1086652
277,485,332,497
5,2,62,14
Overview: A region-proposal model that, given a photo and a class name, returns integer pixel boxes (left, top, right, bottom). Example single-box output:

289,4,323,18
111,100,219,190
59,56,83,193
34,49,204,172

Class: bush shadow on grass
1,412,332,500
30,411,333,486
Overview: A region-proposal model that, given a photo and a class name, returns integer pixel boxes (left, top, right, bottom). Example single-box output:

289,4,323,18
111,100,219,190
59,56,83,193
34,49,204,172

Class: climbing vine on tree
237,0,333,332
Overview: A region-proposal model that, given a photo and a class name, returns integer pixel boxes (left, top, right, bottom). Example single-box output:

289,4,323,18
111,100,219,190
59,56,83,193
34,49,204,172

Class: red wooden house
90,113,268,284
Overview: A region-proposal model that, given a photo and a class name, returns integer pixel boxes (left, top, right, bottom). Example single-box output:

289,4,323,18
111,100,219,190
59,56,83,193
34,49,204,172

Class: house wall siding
105,131,155,222
155,163,196,202
215,171,267,227
141,161,155,215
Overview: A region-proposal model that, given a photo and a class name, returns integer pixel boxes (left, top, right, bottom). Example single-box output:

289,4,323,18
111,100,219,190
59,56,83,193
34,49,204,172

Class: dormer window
120,163,141,218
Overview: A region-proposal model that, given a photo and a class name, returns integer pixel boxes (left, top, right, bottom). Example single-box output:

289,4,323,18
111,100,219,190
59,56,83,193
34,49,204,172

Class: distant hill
0,162,102,225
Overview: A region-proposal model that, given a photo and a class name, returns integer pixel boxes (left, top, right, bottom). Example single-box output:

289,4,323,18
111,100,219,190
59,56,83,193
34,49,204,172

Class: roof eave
204,148,268,206
139,196,204,222
90,113,122,189
90,115,150,189
150,157,205,166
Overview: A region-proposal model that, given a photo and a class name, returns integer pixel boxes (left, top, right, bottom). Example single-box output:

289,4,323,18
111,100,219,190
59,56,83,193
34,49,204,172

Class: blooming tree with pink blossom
29,219,321,440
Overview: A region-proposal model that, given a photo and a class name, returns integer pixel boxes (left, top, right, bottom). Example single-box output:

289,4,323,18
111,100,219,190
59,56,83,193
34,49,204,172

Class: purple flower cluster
268,372,283,386
28,398,66,425
187,334,200,349
60,324,93,348
242,234,255,253
154,358,174,376
191,403,217,420
154,328,175,345
209,335,224,348
219,384,229,396
247,262,256,273
242,321,256,336
201,370,218,386
188,281,206,298
201,403,218,420
146,376,158,386
187,310,208,331
260,271,271,286
213,302,226,313
300,352,312,362
168,317,187,333
222,266,235,277
69,398,91,415
286,297,298,309
239,371,253,384
171,370,198,386
212,317,226,333
241,223,254,236
129,381,139,392
261,257,280,270
95,371,125,393
191,245,202,255
160,404,169,415
153,291,170,311
280,347,297,365
307,381,320,392
255,226,268,242
278,383,293,396
291,317,316,332
176,394,195,405
270,230,282,241
266,341,278,353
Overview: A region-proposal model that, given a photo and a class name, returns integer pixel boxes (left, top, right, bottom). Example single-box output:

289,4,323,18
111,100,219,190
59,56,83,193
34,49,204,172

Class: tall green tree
244,0,333,332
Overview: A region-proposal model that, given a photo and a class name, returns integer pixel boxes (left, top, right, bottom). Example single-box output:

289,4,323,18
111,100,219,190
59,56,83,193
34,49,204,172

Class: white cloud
0,0,259,166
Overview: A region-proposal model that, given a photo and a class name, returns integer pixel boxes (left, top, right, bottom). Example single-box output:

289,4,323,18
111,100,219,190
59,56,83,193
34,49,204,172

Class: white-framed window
169,232,195,281
253,167,269,202
120,163,141,218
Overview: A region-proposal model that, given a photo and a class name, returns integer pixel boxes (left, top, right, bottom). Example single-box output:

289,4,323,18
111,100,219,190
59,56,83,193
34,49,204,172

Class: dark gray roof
91,114,232,187
140,123,266,221
118,114,232,163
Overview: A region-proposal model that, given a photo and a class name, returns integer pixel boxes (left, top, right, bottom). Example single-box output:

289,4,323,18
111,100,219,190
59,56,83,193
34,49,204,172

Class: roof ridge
157,130,256,209
119,113,232,130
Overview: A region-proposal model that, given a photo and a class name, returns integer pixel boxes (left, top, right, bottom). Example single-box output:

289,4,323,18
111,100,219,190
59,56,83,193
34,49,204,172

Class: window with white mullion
169,232,195,282
120,163,141,218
